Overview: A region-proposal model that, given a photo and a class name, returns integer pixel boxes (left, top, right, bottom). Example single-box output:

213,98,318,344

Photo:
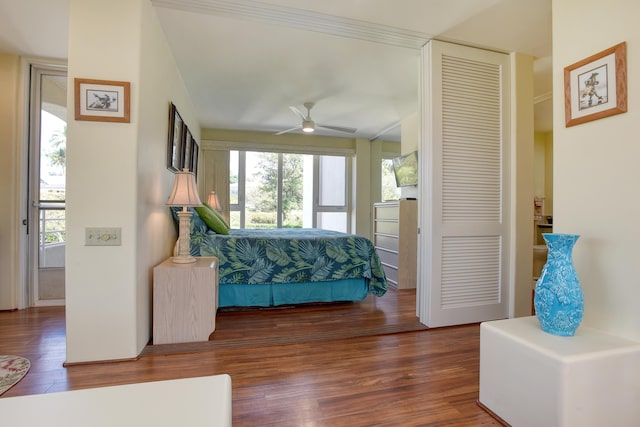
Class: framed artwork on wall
74,78,130,123
564,42,627,127
182,127,192,172
167,103,184,172
190,139,199,177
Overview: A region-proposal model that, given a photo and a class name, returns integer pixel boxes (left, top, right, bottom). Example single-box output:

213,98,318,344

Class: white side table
153,256,218,345
479,316,640,427
0,374,232,427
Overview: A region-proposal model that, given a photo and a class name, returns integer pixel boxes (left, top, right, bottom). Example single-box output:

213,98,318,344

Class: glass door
29,66,67,305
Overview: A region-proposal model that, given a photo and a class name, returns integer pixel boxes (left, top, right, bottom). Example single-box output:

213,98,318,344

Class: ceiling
0,0,553,141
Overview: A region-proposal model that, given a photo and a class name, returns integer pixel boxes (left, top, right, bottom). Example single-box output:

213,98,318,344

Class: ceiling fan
275,102,357,135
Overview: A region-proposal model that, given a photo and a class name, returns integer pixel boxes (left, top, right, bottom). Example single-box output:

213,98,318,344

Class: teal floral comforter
189,227,387,296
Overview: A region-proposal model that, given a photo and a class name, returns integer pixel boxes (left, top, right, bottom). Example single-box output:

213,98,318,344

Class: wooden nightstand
153,256,218,345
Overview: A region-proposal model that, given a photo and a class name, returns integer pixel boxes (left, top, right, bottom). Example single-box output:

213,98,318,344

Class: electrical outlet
85,227,122,246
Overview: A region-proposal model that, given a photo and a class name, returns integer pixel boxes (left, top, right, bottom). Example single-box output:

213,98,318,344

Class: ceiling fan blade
289,106,306,120
275,125,301,135
317,123,357,134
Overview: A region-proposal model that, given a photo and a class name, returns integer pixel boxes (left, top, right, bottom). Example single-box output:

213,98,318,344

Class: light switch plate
85,227,122,246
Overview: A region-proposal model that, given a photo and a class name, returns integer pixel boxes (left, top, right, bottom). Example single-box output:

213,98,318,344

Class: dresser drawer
374,234,398,251
376,247,398,267
375,220,399,235
382,264,398,286
374,205,399,220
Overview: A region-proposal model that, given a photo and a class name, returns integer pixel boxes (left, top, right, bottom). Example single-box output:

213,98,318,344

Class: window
229,150,241,228
381,158,400,201
230,150,350,232
315,155,349,232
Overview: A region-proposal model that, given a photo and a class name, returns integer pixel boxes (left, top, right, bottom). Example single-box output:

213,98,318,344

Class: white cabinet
480,317,640,427
373,200,417,289
153,257,218,344
0,375,232,427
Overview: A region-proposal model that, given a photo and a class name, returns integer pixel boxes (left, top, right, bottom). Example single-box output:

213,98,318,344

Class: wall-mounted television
392,150,418,187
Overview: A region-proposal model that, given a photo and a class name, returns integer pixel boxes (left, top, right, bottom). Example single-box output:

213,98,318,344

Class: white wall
553,0,640,341
136,0,200,354
65,0,199,362
65,0,139,362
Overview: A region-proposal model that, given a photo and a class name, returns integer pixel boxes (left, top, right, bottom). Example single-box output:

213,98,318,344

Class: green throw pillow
195,204,229,235
204,202,230,229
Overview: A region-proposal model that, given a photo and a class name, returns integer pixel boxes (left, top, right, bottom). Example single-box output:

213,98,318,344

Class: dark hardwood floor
0,289,500,426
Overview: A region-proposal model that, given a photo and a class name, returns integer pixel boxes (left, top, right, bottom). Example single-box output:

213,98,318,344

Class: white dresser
373,200,417,289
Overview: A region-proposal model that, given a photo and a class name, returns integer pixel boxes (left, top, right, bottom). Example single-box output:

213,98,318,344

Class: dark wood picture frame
190,138,199,177
166,103,184,172
564,42,627,127
75,78,130,123
182,127,192,172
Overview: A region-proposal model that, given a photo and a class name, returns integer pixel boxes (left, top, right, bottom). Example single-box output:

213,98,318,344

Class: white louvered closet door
418,40,510,327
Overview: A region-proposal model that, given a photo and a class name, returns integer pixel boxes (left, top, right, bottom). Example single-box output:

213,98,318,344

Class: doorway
28,65,67,306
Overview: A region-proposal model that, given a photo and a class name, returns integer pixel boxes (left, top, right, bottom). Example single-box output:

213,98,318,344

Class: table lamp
207,191,222,211
166,168,202,263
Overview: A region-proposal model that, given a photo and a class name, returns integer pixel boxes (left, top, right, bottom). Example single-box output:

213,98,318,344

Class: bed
176,208,388,307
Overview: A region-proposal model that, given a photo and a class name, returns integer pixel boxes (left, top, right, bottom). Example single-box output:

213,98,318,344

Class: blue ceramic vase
534,233,583,336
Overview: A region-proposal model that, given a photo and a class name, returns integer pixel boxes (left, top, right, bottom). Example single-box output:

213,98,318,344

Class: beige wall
198,148,230,222
200,128,357,153
354,138,372,237
65,0,199,362
510,52,535,317
553,0,640,341
199,128,399,239
543,132,553,217
534,131,554,217
0,53,20,310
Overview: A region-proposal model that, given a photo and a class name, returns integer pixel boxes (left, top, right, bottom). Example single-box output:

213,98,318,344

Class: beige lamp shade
207,191,221,211
167,169,202,207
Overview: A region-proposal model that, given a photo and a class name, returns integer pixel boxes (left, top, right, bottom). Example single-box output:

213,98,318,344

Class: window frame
229,149,351,231
313,155,351,232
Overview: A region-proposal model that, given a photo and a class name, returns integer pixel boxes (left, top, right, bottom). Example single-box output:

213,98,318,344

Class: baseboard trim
63,355,140,367
476,400,510,426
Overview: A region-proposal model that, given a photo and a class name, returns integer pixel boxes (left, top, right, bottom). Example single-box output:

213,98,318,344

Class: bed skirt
218,278,369,308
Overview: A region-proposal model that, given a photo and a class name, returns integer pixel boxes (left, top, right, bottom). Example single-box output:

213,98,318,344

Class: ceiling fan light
302,119,315,132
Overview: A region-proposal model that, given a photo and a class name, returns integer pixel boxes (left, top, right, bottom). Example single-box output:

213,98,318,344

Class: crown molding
151,0,432,49
534,91,552,104
370,121,401,142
